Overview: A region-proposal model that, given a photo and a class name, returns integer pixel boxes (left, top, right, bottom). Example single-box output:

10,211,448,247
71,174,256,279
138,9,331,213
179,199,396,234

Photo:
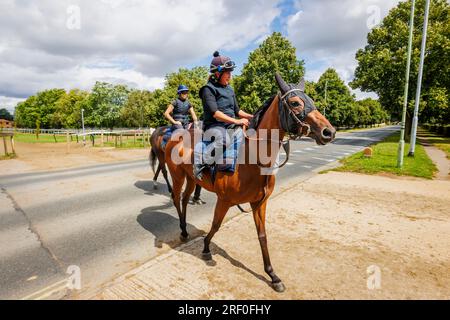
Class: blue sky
0,0,401,113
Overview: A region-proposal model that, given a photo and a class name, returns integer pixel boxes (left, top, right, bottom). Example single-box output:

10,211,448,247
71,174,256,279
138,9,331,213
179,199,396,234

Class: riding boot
190,185,206,205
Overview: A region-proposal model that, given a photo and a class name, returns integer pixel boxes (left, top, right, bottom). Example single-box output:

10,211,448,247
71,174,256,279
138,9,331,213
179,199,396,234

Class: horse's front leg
251,200,285,292
202,199,231,260
179,177,196,241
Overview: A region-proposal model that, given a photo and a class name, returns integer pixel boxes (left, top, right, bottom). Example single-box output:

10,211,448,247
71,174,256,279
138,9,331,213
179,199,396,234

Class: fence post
115,135,118,148
66,131,70,153
101,131,104,147
10,136,15,155
2,136,8,155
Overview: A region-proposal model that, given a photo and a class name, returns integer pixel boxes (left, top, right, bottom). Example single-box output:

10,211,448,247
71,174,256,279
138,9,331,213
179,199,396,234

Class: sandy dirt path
92,172,450,300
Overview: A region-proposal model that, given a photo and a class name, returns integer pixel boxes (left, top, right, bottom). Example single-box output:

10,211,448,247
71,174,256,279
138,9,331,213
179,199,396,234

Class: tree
14,89,65,129
52,89,89,128
85,82,130,129
351,0,450,126
315,68,356,127
120,89,153,128
0,108,13,121
354,98,389,126
234,32,305,113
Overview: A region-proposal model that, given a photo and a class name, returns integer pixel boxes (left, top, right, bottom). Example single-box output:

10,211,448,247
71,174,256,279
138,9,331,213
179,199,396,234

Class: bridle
242,88,314,171
279,88,311,140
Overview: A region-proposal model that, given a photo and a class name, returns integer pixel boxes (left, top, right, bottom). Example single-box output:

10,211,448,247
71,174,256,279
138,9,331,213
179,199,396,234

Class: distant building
0,119,14,128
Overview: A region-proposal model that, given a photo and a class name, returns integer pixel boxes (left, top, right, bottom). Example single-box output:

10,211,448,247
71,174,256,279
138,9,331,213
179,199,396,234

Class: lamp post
397,0,416,167
408,0,431,157
324,80,328,117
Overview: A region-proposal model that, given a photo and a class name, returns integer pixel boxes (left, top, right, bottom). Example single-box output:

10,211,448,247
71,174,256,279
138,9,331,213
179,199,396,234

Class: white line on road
21,278,68,300
312,157,335,162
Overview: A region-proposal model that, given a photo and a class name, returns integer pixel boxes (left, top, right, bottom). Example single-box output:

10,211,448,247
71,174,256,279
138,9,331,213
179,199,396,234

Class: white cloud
0,0,281,109
287,0,400,99
0,96,25,114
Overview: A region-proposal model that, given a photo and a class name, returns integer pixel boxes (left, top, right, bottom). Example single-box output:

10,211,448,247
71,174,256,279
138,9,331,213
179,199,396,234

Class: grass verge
14,133,67,143
330,132,437,179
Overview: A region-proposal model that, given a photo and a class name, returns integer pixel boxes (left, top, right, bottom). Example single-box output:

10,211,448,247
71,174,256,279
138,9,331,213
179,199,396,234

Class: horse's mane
249,95,276,130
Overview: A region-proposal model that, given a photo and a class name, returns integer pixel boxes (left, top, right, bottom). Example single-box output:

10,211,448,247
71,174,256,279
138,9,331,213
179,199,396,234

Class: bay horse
149,126,173,193
150,125,207,204
164,73,335,292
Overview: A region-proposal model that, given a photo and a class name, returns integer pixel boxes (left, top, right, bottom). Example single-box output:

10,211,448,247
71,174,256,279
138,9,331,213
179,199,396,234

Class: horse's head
275,73,336,145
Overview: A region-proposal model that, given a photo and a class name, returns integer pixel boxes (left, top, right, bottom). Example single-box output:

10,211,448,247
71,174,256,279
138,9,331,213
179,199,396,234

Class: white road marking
312,157,335,162
302,165,312,169
21,278,68,300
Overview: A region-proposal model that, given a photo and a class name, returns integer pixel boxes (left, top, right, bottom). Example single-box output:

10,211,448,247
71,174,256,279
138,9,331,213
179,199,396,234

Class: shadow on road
134,180,171,197
136,210,271,288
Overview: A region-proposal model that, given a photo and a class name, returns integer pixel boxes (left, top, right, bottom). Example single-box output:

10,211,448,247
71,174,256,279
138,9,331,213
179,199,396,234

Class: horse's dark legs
251,200,285,293
152,164,161,190
179,177,195,241
161,165,173,194
202,199,231,260
171,172,188,240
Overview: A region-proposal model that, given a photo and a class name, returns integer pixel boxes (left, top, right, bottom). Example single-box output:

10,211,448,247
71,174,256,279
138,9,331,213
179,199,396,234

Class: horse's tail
149,147,157,175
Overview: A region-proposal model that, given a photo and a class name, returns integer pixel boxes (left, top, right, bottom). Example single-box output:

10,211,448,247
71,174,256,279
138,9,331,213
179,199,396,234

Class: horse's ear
275,73,289,94
298,77,305,91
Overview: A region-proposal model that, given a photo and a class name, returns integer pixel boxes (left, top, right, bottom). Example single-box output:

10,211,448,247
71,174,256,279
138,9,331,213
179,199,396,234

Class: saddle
193,125,244,182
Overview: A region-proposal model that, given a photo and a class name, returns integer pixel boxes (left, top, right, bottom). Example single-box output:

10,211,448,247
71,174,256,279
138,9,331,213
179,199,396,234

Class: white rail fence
0,127,157,148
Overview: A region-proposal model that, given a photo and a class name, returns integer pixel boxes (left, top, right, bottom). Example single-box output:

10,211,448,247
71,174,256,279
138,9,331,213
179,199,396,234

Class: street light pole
397,0,416,167
81,108,86,146
324,80,328,117
408,0,431,157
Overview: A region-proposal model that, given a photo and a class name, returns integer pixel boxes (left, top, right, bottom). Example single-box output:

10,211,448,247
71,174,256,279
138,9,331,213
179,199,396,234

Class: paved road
0,126,398,299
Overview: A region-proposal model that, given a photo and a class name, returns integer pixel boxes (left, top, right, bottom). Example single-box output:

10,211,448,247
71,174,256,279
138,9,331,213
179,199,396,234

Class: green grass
12,133,149,149
93,135,148,149
14,133,67,143
331,132,437,179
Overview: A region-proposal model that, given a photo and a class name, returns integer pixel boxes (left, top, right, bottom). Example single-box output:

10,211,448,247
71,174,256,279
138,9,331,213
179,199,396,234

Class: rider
164,84,198,130
163,85,205,204
194,51,253,178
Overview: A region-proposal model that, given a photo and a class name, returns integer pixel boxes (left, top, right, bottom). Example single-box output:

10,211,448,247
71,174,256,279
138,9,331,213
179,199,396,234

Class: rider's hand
174,121,182,126
236,118,249,127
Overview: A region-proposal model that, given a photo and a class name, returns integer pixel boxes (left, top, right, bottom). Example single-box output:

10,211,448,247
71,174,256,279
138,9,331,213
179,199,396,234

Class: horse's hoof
180,234,190,242
152,182,158,190
202,252,212,261
272,281,286,293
